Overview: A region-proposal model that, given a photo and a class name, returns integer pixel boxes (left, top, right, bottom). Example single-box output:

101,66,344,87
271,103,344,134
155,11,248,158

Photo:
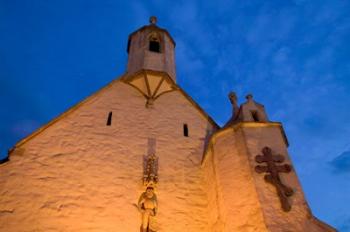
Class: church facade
0,17,336,232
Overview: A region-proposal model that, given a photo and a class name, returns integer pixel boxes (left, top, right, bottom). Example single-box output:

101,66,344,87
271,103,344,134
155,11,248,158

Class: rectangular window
149,41,160,53
106,112,113,126
183,124,189,137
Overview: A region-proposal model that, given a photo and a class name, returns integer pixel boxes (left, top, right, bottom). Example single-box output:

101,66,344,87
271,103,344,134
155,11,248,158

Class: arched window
250,110,260,122
149,33,161,53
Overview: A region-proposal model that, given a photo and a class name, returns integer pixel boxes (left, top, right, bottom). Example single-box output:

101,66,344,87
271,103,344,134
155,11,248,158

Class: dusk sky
1,0,349,230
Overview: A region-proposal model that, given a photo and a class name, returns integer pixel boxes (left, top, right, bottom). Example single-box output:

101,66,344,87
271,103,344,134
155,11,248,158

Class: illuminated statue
138,186,158,232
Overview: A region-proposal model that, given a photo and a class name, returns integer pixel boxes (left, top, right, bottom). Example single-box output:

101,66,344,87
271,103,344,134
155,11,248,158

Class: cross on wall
255,146,294,212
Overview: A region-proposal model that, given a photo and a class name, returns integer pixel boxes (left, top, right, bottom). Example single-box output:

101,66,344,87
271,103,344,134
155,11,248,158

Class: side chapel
0,17,336,232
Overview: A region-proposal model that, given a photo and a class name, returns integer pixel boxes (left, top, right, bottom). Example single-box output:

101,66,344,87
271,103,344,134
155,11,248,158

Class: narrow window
251,111,259,122
183,124,189,137
127,39,131,53
106,112,113,126
149,40,160,53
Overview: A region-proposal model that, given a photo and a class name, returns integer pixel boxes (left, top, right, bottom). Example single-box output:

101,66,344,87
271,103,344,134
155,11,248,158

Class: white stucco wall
202,128,268,232
0,79,335,232
241,125,334,232
202,124,335,232
0,79,214,232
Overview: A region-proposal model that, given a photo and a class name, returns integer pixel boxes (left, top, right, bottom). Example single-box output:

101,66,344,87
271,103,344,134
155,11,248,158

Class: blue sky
1,0,349,230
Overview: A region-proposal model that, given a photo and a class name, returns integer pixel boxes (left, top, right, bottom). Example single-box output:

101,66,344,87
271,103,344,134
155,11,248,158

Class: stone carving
143,153,159,186
228,91,239,119
138,186,158,232
255,146,294,212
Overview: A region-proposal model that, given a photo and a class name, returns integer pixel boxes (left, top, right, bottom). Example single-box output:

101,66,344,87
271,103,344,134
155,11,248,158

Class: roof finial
149,16,157,25
229,92,238,106
246,94,253,101
229,91,239,118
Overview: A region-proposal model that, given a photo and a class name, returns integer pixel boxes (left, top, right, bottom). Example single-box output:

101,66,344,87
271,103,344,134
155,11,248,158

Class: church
0,17,336,232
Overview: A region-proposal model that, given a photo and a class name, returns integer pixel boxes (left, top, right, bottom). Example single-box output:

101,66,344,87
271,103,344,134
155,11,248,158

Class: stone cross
255,146,294,212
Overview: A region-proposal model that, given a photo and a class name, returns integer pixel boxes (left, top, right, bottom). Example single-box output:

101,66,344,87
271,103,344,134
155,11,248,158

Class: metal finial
149,16,157,25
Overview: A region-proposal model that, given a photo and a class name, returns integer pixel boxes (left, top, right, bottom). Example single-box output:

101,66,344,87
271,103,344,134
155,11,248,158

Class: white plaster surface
202,124,335,232
0,80,335,232
203,129,268,232
0,80,214,232
241,126,334,232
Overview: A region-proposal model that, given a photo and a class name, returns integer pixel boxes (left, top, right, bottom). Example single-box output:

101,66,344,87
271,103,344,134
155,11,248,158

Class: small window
251,111,259,122
183,124,189,137
106,112,113,126
149,40,160,53
127,39,131,53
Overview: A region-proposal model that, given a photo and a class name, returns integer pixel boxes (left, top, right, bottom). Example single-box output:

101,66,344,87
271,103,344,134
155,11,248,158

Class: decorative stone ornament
123,71,177,108
228,91,239,118
137,138,159,231
143,153,159,186
255,146,294,212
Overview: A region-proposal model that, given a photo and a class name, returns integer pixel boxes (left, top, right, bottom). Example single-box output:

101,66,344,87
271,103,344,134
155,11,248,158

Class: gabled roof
9,77,124,153
9,72,219,155
122,69,219,129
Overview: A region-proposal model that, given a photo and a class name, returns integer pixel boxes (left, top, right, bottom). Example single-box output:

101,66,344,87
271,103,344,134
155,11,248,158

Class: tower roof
127,17,176,47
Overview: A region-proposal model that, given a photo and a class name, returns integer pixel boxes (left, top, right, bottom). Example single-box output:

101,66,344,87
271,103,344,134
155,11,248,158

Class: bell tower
126,16,176,81
123,17,178,108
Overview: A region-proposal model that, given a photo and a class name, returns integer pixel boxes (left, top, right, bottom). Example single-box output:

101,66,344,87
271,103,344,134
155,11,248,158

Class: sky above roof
1,0,349,230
